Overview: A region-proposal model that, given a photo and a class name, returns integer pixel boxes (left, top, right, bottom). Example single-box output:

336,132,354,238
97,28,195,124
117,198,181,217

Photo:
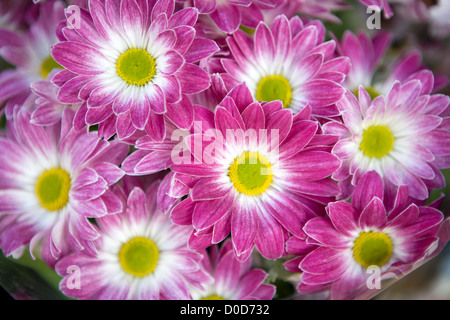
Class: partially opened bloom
52,0,218,141
286,171,444,299
324,78,450,202
169,83,341,261
191,239,276,300
221,14,349,117
55,181,212,300
0,108,128,265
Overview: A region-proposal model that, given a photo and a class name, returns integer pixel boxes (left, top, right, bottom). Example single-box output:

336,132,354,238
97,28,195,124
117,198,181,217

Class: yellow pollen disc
353,231,393,268
353,86,381,101
35,167,71,212
359,125,394,159
256,75,292,108
40,56,63,79
119,236,159,278
202,294,225,300
228,152,273,196
116,47,156,86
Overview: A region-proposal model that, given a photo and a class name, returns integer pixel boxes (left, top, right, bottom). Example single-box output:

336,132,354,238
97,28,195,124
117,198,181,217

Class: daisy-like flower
191,239,276,300
323,78,450,202
0,0,64,117
285,171,444,300
0,108,128,266
169,83,341,261
51,0,219,141
55,181,212,300
221,14,349,118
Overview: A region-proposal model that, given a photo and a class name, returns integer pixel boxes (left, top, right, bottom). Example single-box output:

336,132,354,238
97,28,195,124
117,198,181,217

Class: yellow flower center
353,86,381,101
201,294,225,300
353,231,393,268
35,167,71,212
228,152,273,196
40,56,63,79
359,125,394,158
116,48,156,86
119,237,159,278
256,75,292,108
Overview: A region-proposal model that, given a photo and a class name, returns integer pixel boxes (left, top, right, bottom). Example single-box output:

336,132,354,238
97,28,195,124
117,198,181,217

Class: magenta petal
191,177,233,201
176,63,211,94
254,210,286,260
352,171,384,212
254,22,275,62
192,193,234,231
165,95,193,130
300,246,347,275
130,98,150,130
231,201,258,256
304,217,349,248
183,38,219,63
299,79,346,108
359,197,387,230
147,84,167,114
210,4,241,33
327,201,359,237
145,111,166,142
52,42,106,75
214,250,241,292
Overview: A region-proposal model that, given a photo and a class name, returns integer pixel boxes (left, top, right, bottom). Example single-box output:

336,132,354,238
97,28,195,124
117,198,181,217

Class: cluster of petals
0,0,448,301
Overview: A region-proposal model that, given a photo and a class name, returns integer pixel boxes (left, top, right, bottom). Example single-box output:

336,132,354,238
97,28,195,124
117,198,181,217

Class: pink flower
51,0,218,141
55,180,212,300
323,78,450,202
285,171,444,299
0,108,128,266
220,15,349,118
168,83,341,261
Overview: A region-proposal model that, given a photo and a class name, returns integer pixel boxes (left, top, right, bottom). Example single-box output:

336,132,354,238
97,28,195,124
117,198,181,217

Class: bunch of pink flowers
0,0,449,300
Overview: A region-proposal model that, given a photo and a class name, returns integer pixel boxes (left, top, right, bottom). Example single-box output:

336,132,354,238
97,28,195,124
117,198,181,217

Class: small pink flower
285,171,444,299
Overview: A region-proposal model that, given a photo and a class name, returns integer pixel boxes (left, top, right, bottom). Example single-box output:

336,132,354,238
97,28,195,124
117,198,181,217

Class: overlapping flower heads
0,0,449,300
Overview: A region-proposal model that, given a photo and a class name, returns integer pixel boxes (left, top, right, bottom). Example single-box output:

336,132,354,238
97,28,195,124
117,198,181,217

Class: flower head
286,171,444,299
0,108,128,265
324,78,450,202
168,83,341,261
52,0,218,141
221,14,349,118
55,180,212,300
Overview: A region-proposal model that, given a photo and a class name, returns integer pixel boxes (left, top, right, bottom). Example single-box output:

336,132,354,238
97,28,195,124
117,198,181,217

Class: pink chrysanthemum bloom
55,181,212,300
335,30,448,99
323,78,450,202
169,83,341,261
221,14,349,118
285,171,445,300
191,239,276,300
0,108,128,266
51,0,218,141
0,0,64,117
